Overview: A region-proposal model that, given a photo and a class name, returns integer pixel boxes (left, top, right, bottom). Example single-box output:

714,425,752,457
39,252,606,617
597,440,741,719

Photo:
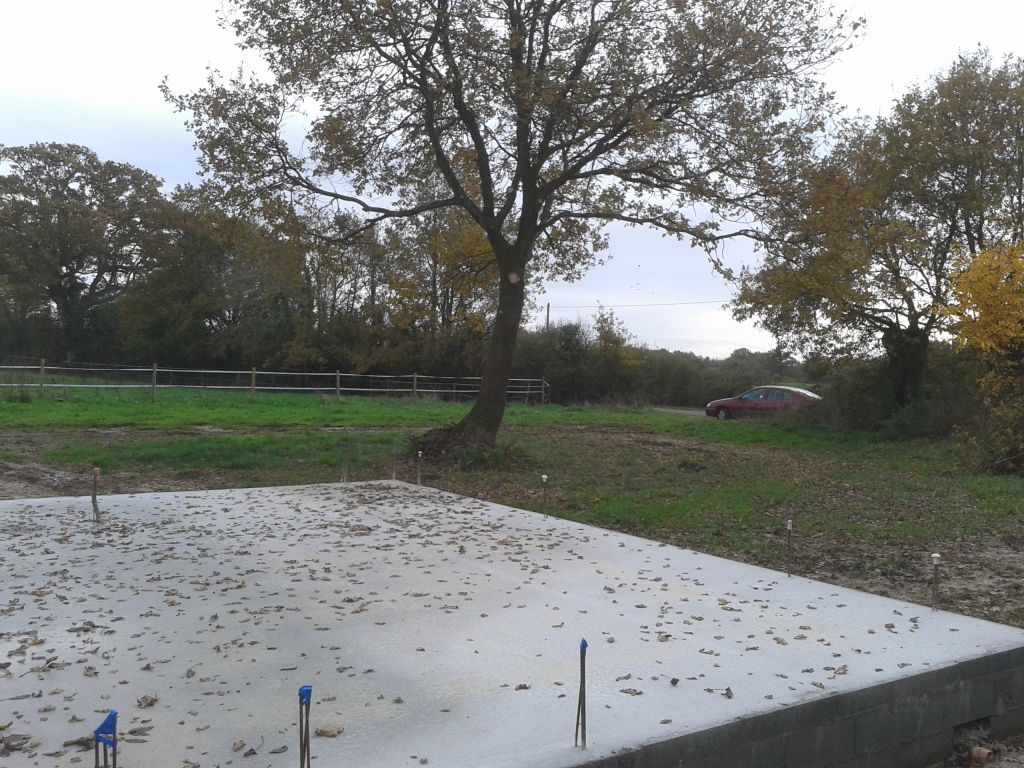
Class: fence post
250,367,256,398
413,373,418,398
335,370,340,399
542,378,549,406
39,358,45,395
151,363,157,404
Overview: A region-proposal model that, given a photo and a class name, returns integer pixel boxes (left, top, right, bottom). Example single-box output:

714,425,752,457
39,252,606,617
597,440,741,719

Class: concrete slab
2,481,1023,768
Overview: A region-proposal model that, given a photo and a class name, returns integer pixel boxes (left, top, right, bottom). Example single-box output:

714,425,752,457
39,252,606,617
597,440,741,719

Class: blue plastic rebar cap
94,710,117,749
580,638,588,653
299,684,312,706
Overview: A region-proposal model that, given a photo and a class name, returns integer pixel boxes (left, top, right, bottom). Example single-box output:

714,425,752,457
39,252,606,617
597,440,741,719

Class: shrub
792,344,981,438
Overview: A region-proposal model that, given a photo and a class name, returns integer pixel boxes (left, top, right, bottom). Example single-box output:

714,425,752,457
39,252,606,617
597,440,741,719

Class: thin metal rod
575,638,587,748
92,468,101,523
303,703,311,768
298,687,312,768
785,518,793,577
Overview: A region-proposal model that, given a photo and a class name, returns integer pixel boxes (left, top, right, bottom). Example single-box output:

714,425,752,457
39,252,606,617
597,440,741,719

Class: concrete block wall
581,646,1024,768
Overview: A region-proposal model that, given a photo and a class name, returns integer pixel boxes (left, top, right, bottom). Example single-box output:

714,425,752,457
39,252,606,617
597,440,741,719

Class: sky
2,1,1022,358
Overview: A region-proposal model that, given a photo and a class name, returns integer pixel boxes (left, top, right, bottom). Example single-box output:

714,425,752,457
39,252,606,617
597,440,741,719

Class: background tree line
0,142,808,406
0,145,498,377
0,140,1002,443
513,310,807,406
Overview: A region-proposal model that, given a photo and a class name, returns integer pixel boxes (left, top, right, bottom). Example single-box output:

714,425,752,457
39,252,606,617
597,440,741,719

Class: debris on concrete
2,481,1024,768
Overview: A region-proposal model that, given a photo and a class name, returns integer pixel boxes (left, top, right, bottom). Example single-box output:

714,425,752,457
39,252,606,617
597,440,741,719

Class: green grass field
3,387,1015,540
0,385,470,428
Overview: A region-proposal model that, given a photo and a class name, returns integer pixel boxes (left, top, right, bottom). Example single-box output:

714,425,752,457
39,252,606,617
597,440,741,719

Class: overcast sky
2,1,1022,357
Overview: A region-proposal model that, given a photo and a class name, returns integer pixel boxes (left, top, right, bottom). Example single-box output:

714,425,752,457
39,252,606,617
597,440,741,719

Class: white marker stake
541,474,548,512
786,519,793,577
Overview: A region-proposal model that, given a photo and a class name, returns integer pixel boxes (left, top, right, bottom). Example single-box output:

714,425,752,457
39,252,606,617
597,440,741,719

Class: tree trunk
881,326,929,408
57,302,84,363
417,265,525,453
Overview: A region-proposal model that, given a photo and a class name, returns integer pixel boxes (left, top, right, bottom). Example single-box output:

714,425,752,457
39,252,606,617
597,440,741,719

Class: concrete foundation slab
2,481,1023,767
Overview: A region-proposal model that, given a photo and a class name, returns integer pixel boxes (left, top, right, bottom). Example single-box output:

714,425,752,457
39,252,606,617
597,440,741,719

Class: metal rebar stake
575,638,588,749
931,553,941,609
298,685,312,768
417,450,423,485
92,468,101,523
541,474,548,513
785,518,793,577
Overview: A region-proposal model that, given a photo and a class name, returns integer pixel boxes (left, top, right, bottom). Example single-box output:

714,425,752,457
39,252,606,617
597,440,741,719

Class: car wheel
716,408,730,421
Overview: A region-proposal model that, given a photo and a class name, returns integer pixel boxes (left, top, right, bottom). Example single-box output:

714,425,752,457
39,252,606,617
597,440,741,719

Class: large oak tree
0,143,170,361
734,52,1024,407
168,0,855,447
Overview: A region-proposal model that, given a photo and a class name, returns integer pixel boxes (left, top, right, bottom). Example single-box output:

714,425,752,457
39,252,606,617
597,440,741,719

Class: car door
752,388,777,416
737,388,768,416
766,388,788,415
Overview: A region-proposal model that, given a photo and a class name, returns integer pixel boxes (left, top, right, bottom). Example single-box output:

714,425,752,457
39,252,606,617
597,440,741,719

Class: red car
705,385,821,420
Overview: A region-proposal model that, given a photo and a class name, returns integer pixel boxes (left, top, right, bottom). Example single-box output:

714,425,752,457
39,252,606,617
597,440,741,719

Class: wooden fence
0,359,549,404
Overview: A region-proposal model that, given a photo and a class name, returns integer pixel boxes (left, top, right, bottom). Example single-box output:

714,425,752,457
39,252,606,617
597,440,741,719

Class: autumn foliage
735,52,1024,410
947,242,1024,471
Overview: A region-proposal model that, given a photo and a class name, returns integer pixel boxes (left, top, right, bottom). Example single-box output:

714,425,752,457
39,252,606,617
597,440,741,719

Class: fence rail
0,359,548,404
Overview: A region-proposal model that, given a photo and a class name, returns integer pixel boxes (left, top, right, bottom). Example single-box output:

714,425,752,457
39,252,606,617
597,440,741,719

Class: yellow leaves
947,242,1024,363
450,147,483,200
431,222,491,271
947,242,1024,471
367,209,496,371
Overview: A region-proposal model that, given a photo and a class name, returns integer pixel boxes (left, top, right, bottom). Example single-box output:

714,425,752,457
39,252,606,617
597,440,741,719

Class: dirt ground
2,425,1022,766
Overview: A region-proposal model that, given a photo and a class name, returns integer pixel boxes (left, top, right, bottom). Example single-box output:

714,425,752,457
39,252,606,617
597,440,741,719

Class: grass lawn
3,387,1022,625
0,385,471,428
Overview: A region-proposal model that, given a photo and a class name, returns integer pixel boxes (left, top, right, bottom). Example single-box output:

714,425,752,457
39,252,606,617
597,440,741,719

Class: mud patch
0,459,81,498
